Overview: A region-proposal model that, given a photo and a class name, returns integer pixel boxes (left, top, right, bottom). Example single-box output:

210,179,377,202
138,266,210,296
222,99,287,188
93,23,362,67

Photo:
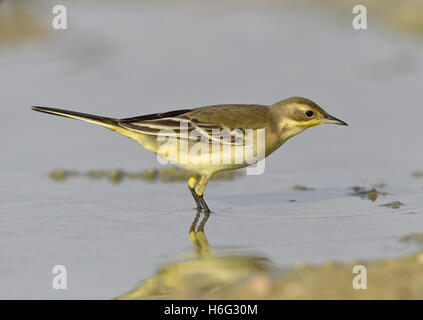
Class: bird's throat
280,119,307,140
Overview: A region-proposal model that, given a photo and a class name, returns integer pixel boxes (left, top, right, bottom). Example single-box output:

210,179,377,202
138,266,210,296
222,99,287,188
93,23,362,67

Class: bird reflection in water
116,209,273,299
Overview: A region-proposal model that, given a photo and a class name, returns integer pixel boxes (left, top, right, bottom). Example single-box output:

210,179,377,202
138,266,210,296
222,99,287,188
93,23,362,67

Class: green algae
381,201,404,209
49,169,79,181
372,183,386,189
49,167,243,184
351,186,387,202
411,170,423,178
292,185,314,191
401,232,423,244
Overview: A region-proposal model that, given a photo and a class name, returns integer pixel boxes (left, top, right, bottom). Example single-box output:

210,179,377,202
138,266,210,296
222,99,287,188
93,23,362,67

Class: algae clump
49,167,243,184
381,201,404,209
292,185,314,191
351,186,387,201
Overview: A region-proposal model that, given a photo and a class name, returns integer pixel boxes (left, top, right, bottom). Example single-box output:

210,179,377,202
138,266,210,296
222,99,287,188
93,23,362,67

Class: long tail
32,106,120,131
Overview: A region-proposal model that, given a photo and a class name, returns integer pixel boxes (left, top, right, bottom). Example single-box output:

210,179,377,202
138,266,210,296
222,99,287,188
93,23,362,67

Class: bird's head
271,97,348,139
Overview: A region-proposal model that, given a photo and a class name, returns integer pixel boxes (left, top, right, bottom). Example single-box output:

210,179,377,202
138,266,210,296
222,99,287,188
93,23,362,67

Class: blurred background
1,0,422,299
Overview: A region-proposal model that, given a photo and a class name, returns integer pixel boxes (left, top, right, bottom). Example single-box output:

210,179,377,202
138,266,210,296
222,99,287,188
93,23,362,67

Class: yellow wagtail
32,97,347,212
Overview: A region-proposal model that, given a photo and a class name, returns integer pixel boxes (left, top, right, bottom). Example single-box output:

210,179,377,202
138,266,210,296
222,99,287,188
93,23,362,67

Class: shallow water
1,0,423,298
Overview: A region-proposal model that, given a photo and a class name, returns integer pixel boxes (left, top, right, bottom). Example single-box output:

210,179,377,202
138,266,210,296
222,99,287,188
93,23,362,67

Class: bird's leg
187,175,202,209
189,208,202,244
198,196,210,212
196,210,211,257
190,189,202,209
188,208,210,257
196,210,210,249
195,174,212,212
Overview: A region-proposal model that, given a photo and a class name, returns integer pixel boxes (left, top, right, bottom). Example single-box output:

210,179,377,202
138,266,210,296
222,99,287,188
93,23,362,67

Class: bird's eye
305,110,314,118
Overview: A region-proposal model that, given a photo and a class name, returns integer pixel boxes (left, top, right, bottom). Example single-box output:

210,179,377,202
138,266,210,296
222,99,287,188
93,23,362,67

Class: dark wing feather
118,104,270,145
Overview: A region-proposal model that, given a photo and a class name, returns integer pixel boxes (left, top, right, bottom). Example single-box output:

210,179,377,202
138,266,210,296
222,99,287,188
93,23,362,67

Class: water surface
1,0,423,298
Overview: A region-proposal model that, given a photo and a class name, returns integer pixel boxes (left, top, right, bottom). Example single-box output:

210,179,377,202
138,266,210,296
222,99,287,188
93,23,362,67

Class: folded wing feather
118,104,270,146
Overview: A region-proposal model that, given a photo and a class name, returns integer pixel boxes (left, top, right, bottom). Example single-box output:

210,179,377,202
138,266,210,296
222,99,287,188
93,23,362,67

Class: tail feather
32,106,119,130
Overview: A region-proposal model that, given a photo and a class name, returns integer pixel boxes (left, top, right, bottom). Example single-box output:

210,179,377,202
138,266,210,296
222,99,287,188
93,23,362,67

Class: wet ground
1,0,423,299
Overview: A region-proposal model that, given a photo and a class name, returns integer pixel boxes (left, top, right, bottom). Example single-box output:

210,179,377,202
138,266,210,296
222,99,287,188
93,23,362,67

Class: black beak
324,114,348,126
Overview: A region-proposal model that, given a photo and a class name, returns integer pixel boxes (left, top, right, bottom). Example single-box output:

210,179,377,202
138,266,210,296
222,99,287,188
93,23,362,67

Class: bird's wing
118,104,270,146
